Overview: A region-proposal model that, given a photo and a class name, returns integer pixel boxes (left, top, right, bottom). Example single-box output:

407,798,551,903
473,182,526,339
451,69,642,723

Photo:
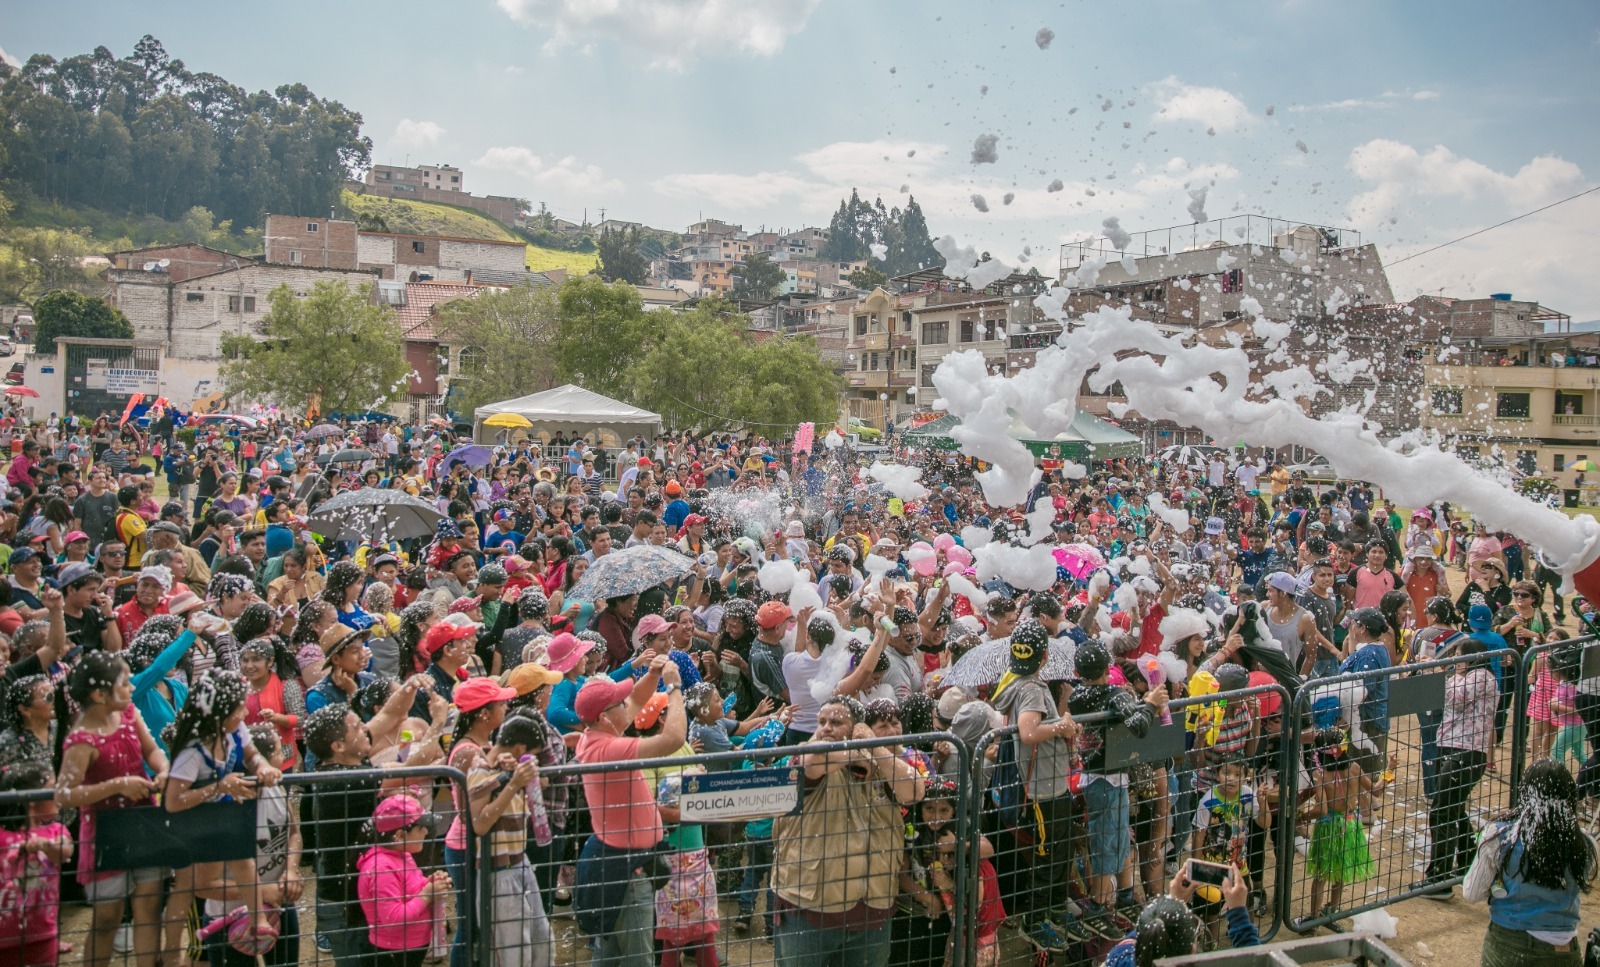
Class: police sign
679,767,802,823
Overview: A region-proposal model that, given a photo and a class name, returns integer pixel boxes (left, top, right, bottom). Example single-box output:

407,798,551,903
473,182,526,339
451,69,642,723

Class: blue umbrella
441,445,495,472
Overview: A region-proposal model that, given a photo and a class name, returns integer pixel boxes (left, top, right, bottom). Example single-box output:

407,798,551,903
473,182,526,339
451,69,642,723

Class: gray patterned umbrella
566,545,696,601
307,488,443,542
939,635,1078,688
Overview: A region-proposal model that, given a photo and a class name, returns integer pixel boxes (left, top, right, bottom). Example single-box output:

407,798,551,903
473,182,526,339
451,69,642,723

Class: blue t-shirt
663,499,690,530
485,529,524,554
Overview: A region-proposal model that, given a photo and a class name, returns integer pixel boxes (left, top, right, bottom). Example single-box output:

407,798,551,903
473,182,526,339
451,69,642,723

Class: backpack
990,733,1026,829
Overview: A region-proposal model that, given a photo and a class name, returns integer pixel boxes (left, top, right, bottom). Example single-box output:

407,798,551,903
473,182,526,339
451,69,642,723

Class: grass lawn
340,190,599,277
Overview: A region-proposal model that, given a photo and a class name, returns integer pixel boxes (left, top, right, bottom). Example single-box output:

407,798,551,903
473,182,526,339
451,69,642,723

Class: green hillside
340,190,598,276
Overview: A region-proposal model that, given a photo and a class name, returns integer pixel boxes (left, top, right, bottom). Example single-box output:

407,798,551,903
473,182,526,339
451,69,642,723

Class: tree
890,195,941,275
218,281,409,418
597,226,648,285
32,289,133,353
550,276,657,399
846,265,888,290
432,284,561,415
731,253,784,301
627,300,842,431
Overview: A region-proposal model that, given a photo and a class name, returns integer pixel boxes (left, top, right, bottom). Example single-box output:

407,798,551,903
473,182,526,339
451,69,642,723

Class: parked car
4,363,22,385
1285,454,1337,481
0,338,15,357
848,418,883,442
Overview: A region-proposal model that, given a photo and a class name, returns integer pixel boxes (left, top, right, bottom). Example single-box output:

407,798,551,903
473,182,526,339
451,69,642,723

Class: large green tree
731,253,785,301
219,281,408,417
597,226,648,285
31,289,133,353
432,284,561,415
550,276,660,398
628,299,842,431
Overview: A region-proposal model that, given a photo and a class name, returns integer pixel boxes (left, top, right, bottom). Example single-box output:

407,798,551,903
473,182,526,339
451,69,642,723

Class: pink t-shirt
576,731,662,849
1351,566,1397,610
1555,681,1583,728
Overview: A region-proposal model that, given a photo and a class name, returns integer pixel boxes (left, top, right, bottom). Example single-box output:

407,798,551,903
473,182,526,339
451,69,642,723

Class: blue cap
1468,603,1493,631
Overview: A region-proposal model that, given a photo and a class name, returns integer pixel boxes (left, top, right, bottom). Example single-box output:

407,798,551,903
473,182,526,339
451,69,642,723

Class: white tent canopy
473,384,662,445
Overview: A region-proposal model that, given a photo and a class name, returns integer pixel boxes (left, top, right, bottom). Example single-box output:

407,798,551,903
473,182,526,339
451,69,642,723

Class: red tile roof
393,282,482,341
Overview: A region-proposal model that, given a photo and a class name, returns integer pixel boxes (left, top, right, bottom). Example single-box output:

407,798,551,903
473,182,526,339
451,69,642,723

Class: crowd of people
0,409,1590,967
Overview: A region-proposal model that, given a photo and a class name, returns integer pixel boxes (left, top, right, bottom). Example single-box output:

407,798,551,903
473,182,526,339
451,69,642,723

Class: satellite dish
143,262,157,271
158,259,171,268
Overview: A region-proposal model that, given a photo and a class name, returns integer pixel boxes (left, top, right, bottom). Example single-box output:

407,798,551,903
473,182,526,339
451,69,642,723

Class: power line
1387,184,1600,266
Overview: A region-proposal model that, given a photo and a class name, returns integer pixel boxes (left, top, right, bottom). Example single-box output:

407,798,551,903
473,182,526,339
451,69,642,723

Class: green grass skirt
1307,814,1374,884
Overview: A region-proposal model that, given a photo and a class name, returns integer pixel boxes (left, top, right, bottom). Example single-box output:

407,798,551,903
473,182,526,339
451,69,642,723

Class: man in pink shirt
574,655,685,967
1351,540,1399,610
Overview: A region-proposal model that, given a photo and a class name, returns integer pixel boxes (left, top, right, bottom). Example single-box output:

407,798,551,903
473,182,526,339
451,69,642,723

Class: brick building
357,231,527,283
263,215,360,270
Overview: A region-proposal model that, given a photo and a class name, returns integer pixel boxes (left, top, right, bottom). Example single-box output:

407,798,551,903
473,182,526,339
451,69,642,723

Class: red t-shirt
114,598,167,644
1135,602,1166,659
575,730,662,849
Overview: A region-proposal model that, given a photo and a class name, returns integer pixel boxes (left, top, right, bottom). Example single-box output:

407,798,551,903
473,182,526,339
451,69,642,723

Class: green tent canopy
902,411,1143,460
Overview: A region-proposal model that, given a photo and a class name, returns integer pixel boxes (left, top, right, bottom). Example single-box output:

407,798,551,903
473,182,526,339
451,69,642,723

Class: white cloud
795,139,946,184
1289,98,1387,112
1148,76,1251,132
1345,139,1585,228
651,171,820,209
0,46,21,69
494,0,820,70
391,119,445,148
1383,89,1441,100
476,146,625,195
504,65,525,76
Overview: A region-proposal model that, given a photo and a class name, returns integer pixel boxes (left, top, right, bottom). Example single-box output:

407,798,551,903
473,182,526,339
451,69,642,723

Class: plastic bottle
523,754,553,847
396,730,414,764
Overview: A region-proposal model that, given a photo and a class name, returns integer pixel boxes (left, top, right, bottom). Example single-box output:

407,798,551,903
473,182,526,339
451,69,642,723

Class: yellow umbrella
483,412,533,429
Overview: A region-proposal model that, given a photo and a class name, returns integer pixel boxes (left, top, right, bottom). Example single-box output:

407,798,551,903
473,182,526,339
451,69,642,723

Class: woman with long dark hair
1416,638,1499,897
320,560,374,632
1464,758,1593,965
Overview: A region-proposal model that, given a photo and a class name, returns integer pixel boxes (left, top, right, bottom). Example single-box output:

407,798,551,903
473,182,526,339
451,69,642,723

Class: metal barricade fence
1512,634,1600,804
499,730,971,967
0,763,472,967
1279,650,1517,933
967,682,1291,966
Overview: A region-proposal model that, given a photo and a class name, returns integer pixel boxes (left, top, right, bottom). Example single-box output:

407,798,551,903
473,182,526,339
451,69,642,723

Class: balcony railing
1554,414,1600,427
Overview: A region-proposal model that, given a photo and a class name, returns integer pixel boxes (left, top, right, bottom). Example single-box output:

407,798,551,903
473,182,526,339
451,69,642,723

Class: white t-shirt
1236,463,1260,490
781,650,825,732
169,723,252,791
1208,458,1226,488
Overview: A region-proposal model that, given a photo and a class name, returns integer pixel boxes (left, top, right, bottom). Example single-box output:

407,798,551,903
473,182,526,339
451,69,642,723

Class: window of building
1555,453,1566,474
458,346,486,376
920,320,948,345
1495,391,1531,419
306,222,320,233
1556,392,1584,416
245,296,256,312
922,363,938,386
450,176,459,183
1456,445,1481,462
869,352,880,371
185,292,204,302
855,315,868,336
412,241,426,254
228,295,240,312
1430,388,1463,415
959,319,975,343
289,251,302,265
1517,450,1539,475
982,319,999,341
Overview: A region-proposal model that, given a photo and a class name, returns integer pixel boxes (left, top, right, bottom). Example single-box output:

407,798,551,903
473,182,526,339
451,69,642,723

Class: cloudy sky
9,0,1600,316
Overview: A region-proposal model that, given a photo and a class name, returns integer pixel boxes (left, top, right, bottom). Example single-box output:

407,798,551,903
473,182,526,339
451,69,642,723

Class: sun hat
452,677,517,713
574,677,633,723
545,632,593,674
165,588,206,615
320,624,372,658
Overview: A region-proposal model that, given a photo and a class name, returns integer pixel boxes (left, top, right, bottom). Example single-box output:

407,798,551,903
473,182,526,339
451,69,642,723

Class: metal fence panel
0,763,471,967
967,683,1290,965
1279,650,1517,932
505,730,970,967
1512,634,1599,803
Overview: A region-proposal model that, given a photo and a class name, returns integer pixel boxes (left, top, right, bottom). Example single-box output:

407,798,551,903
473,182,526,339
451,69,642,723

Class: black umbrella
307,488,443,542
316,448,375,466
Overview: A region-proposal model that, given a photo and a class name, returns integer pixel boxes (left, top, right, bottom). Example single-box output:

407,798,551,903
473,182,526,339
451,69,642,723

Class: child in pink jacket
356,795,451,967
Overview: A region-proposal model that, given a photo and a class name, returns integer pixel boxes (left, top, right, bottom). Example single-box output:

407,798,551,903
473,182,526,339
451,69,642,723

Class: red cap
575,678,634,723
756,601,794,629
373,794,430,835
453,676,517,713
419,622,475,661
